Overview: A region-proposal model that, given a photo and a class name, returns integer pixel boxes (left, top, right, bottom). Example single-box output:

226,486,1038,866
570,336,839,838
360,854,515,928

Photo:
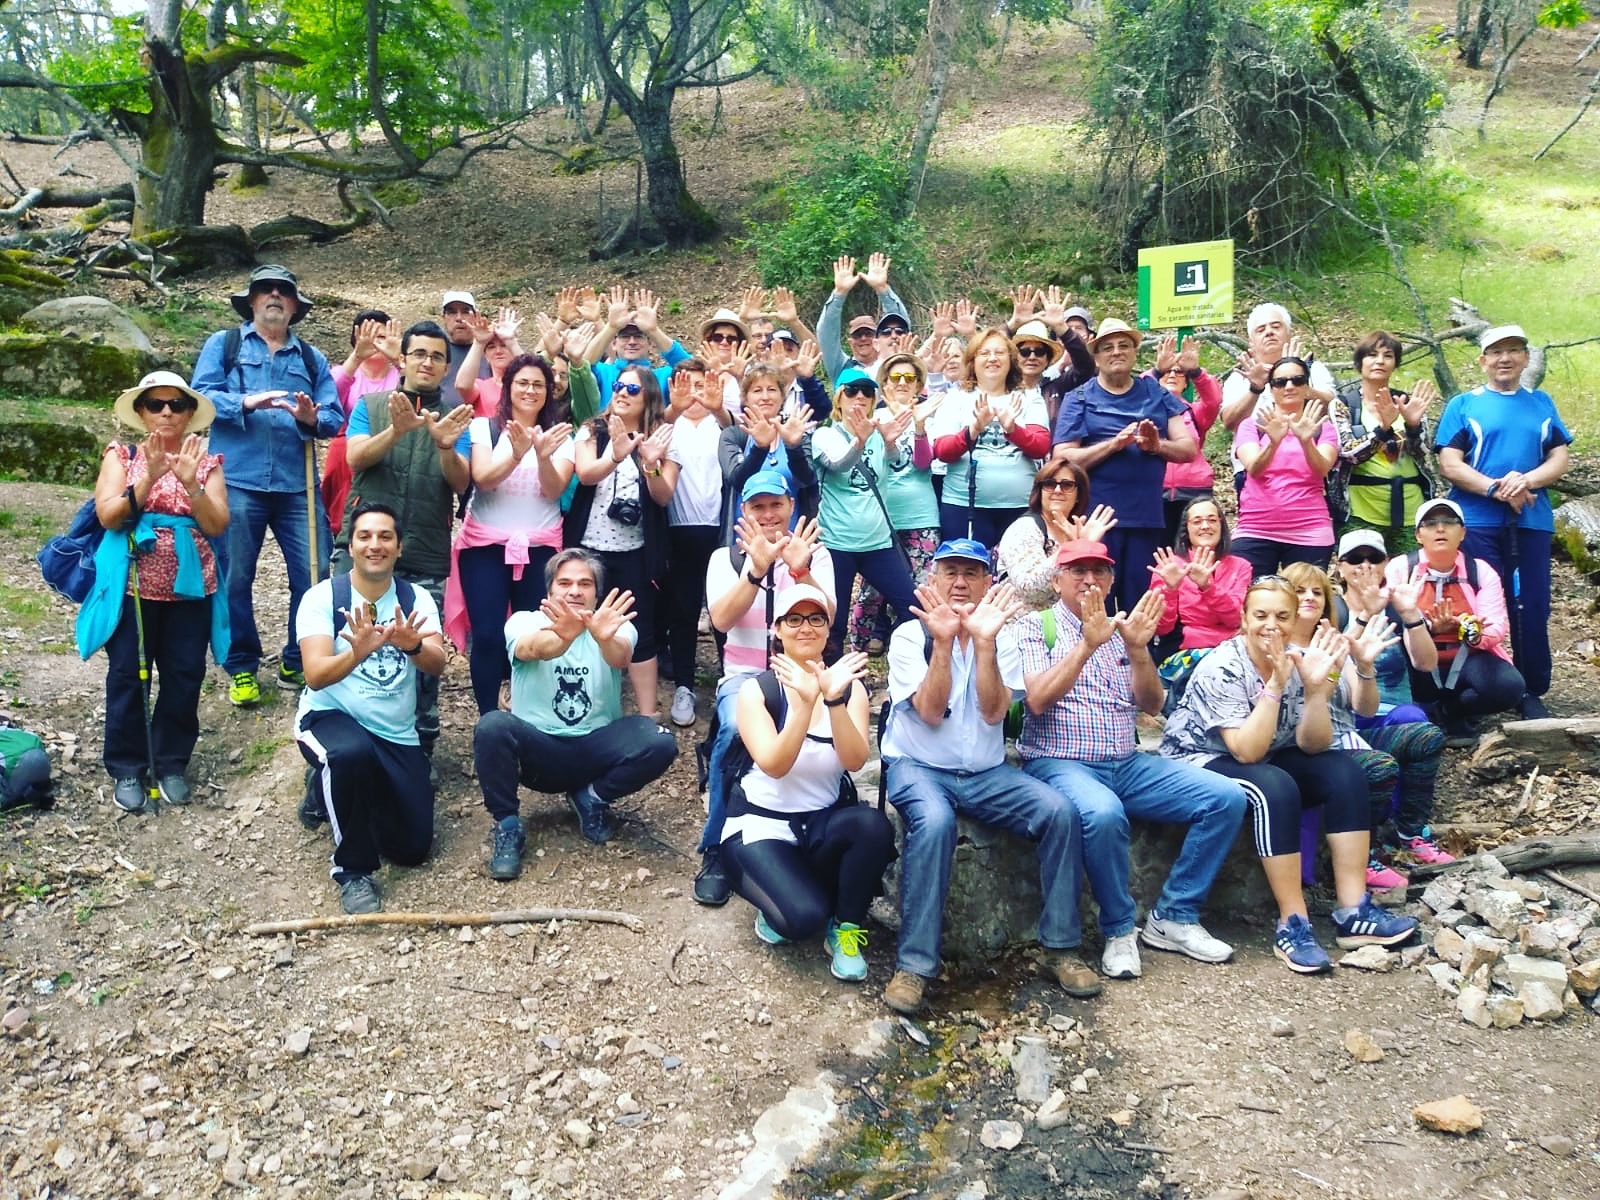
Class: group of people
81,258,1573,1006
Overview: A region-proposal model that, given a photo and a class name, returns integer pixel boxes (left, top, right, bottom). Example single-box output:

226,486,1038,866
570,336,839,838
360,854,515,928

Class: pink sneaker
1400,829,1456,865
1366,857,1408,890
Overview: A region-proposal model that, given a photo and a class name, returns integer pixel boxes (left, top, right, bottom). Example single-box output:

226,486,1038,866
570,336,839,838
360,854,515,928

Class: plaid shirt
1016,601,1137,763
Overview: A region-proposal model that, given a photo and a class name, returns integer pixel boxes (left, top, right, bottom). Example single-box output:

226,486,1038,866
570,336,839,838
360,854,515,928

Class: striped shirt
1016,601,1137,763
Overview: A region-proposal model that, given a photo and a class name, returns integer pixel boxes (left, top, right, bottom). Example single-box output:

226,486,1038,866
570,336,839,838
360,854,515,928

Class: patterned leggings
849,527,940,651
1349,713,1446,836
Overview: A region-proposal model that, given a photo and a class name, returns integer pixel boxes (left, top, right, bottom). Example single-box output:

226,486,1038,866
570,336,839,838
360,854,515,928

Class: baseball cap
848,315,878,335
1337,529,1388,560
1478,324,1528,352
1055,539,1115,568
773,583,835,621
740,470,793,504
441,290,477,311
1415,498,1465,527
932,538,991,567
1063,305,1093,327
876,313,910,335
770,328,800,346
835,367,878,392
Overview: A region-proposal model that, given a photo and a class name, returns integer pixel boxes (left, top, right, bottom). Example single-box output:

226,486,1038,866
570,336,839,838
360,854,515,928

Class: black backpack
330,571,417,638
219,327,320,389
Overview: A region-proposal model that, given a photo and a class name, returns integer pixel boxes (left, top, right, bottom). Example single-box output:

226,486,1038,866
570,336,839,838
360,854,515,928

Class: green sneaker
228,671,262,707
276,663,306,691
825,920,869,982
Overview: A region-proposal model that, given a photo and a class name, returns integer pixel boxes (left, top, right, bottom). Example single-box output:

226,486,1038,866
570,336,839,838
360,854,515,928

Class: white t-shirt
667,412,724,527
466,417,572,536
576,424,646,551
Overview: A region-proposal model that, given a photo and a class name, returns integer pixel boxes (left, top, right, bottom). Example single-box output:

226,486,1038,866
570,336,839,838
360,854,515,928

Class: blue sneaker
825,920,869,982
1273,914,1331,975
1332,894,1419,950
754,911,788,946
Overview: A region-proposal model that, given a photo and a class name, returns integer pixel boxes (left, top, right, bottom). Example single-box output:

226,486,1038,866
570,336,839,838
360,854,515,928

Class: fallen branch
666,934,686,986
0,182,133,220
243,906,644,936
1541,869,1600,906
1406,832,1600,881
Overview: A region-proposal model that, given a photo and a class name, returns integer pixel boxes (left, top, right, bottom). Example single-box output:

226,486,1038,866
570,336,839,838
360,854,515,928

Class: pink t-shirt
1233,417,1336,545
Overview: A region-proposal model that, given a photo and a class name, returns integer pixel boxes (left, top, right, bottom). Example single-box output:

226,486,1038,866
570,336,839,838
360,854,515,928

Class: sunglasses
706,332,740,344
1271,374,1308,388
612,381,643,396
841,384,877,398
1041,478,1078,493
138,398,197,414
885,371,920,384
878,326,909,337
1418,517,1463,529
779,612,830,629
1341,551,1386,565
848,329,877,340
1017,344,1052,359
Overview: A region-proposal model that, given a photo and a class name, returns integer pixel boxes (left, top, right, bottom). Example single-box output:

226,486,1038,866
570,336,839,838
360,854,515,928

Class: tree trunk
907,0,954,206
125,38,219,234
633,97,717,245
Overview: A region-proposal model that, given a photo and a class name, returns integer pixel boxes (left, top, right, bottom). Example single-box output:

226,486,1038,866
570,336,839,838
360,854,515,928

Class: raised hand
876,404,914,445
832,255,859,295
631,288,661,333
779,406,816,448
338,598,394,661
495,307,524,342
1133,418,1161,453
813,650,869,703
1285,334,1309,361
575,287,602,324
771,287,801,324
735,515,787,578
1078,582,1116,648
994,393,1024,433
540,596,586,644
1369,386,1399,429
953,298,979,337
669,368,698,416
772,653,820,708
780,515,822,575
1069,503,1119,544
388,390,425,433
793,339,820,379
1177,335,1200,374
1259,405,1289,444
1186,544,1217,589
1343,562,1385,618
532,422,572,460
909,582,966,643
966,581,1023,641
1426,594,1459,638
1154,333,1179,375
1293,624,1346,695
1008,284,1039,327
970,394,994,436
563,324,592,362
555,286,583,326
467,312,495,345
1259,627,1295,693
913,393,941,433
1401,377,1436,425
505,419,536,461
863,252,891,292
585,587,637,644
1151,546,1187,590
929,301,955,340
605,411,642,460
169,433,206,493
536,312,564,357
1387,574,1423,621
1348,611,1399,669
387,605,431,655
604,285,632,329
353,318,384,361
1236,350,1269,389
1289,398,1326,441
740,285,767,324
638,423,673,468
1039,285,1070,329
1114,588,1167,647
739,406,779,451
431,402,472,449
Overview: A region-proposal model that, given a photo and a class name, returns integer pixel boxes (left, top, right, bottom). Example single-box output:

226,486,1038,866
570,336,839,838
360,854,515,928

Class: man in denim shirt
190,264,340,706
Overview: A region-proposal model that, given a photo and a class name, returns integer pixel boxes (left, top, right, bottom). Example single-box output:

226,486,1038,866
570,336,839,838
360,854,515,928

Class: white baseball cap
1478,324,1527,352
441,290,477,311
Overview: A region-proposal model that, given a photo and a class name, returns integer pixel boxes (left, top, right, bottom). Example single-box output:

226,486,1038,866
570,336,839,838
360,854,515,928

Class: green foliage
745,140,933,303
1538,0,1590,27
42,14,147,113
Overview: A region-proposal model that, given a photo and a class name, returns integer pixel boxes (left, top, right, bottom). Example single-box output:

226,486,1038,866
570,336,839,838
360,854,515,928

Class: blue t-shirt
1053,376,1184,528
346,395,473,456
295,576,439,745
1434,385,1572,533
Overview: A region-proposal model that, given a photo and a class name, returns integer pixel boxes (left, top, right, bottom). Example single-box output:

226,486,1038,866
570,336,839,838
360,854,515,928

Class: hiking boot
567,784,612,844
693,847,731,906
1397,826,1456,865
276,663,306,691
158,774,191,806
670,686,697,728
112,776,146,813
884,970,927,1014
1273,913,1332,974
1140,912,1233,963
825,920,869,982
489,816,525,881
1332,894,1418,950
754,910,788,945
1366,856,1408,890
338,874,382,915
1042,951,1103,998
1101,931,1142,979
1441,717,1481,749
299,767,328,830
228,671,262,707
1517,693,1550,720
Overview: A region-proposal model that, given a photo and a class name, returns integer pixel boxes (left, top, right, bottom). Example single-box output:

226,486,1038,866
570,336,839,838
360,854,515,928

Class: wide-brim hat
112,370,215,433
1087,318,1138,353
700,307,750,345
1013,320,1064,366
878,351,926,388
230,264,311,325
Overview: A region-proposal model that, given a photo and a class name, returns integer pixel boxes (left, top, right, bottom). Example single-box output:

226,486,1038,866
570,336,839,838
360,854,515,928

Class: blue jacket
77,514,230,663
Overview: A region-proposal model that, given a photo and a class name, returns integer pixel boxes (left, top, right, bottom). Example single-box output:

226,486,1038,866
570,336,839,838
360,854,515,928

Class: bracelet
824,692,851,708
745,568,764,586
1355,668,1376,680
1260,690,1281,704
401,642,422,657
1354,616,1369,626
1248,382,1265,395
1403,616,1427,629
1327,670,1342,683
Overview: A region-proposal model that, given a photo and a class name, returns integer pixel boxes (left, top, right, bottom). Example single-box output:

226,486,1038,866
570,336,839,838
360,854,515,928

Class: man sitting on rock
473,549,677,875
1019,539,1248,981
881,538,1101,1013
295,503,445,914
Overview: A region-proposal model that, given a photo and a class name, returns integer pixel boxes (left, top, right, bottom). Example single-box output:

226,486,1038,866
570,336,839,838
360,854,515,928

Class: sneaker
1441,717,1481,749
1140,912,1234,963
1366,856,1409,890
1273,914,1332,974
158,774,191,806
1101,931,1142,979
1517,693,1550,720
299,767,328,830
566,785,612,844
489,816,525,881
754,910,788,945
228,671,262,707
112,776,146,813
693,847,731,906
1397,826,1456,866
276,663,306,691
338,874,382,915
825,920,869,982
670,686,696,728
1042,951,1103,998
884,970,927,1014
1331,894,1419,950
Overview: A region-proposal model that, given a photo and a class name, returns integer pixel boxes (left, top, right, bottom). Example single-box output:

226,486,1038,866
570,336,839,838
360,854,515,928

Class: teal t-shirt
811,424,895,552
878,425,940,531
505,609,635,737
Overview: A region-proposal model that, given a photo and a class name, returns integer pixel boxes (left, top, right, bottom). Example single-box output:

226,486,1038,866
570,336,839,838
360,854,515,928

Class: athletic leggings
297,708,433,881
721,804,896,940
850,527,939,649
458,543,553,715
1203,746,1368,858
1355,713,1445,835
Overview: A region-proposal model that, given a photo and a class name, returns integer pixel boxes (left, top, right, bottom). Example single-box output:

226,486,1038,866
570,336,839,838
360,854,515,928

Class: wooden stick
1406,832,1600,881
1542,869,1600,906
243,907,644,936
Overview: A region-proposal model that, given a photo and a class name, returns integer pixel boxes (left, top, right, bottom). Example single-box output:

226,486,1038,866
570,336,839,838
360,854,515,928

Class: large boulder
0,331,168,402
21,296,154,354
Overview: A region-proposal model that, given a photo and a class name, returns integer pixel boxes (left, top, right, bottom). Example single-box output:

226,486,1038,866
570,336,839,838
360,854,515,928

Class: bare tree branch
0,66,154,179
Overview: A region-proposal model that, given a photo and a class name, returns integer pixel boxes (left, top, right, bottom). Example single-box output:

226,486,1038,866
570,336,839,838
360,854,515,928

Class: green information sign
1136,239,1235,331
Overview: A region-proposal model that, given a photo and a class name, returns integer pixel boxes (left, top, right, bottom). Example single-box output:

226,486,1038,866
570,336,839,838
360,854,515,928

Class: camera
606,496,643,527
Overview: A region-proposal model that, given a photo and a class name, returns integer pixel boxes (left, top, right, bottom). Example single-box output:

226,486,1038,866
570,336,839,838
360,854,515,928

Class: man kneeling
882,538,1102,1014
474,548,677,876
296,503,445,914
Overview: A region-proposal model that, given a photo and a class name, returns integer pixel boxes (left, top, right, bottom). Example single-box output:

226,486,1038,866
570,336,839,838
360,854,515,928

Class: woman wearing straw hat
86,371,230,814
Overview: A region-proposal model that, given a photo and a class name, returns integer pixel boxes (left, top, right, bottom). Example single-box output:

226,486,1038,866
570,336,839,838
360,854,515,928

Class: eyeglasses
1418,517,1463,530
1271,374,1308,388
1341,551,1386,565
779,612,830,628
406,350,448,364
841,384,876,398
1063,563,1112,578
612,381,643,396
138,398,197,414
706,332,739,344
1017,344,1052,359
848,329,876,340
885,371,919,384
1041,478,1078,493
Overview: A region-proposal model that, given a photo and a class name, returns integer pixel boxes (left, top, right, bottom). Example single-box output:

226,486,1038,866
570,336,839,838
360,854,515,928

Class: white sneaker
670,686,696,728
1140,912,1234,964
1101,931,1142,979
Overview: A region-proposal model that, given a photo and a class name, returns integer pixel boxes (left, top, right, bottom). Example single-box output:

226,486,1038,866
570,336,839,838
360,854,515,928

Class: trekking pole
127,538,160,813
305,440,320,586
1502,505,1523,669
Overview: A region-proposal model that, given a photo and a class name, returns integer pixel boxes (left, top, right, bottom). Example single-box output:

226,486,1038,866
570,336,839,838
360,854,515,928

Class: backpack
220,327,320,389
37,444,127,603
0,720,53,811
330,571,417,639
1404,548,1479,592
712,670,858,824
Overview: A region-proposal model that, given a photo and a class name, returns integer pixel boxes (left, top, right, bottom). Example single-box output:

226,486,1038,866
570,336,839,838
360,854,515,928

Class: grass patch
0,581,53,631
240,735,289,772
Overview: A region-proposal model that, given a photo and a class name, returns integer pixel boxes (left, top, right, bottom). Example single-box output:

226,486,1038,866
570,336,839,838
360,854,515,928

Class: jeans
826,545,915,657
474,710,678,820
698,676,747,852
886,758,1081,978
938,503,1025,549
1098,526,1164,613
1464,525,1552,696
1024,754,1247,936
458,544,553,715
217,483,330,675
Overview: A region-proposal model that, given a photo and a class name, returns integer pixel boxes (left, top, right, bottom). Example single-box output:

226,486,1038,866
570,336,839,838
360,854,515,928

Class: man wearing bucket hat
190,264,340,707
1434,324,1572,719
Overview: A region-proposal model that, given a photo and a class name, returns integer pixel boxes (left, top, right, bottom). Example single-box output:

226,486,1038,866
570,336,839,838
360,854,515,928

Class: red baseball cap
1054,539,1115,568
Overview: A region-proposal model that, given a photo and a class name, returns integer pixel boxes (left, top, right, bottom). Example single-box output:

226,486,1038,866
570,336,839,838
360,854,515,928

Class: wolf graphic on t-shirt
552,674,593,726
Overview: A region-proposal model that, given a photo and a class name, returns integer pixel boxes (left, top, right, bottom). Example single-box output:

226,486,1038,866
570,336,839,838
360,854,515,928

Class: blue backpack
37,496,117,604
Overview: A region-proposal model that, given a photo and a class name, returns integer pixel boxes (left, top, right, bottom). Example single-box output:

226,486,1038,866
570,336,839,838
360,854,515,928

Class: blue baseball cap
835,367,878,392
740,469,793,504
932,538,991,567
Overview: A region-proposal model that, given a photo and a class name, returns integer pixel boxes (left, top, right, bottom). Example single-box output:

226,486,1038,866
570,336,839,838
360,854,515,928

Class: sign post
1136,239,1235,331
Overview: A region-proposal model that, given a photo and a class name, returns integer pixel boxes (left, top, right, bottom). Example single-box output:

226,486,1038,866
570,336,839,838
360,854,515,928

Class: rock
1339,946,1394,972
1434,909,1477,930
1456,986,1492,1028
1421,876,1467,914
457,925,475,943
1430,926,1466,967
221,1157,245,1186
1500,877,1545,902
979,1120,1024,1150
615,1092,641,1115
1,1007,30,1036
400,1157,437,1181
1070,1073,1091,1094
273,942,295,968
1519,981,1564,1022
1342,1029,1384,1062
1464,890,1526,938
1470,852,1509,878
1568,959,1600,998
21,297,155,353
1413,1095,1485,1135
1011,1035,1052,1105
1399,944,1430,969
1034,1090,1071,1132
1424,963,1463,996
208,965,237,981
1538,1134,1575,1158
562,1119,595,1149
1459,933,1509,979
1200,1191,1251,1200
1517,922,1563,958
1268,1017,1295,1038
1497,953,1569,995
956,1185,991,1200
1106,1109,1135,1127
1485,995,1524,1028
